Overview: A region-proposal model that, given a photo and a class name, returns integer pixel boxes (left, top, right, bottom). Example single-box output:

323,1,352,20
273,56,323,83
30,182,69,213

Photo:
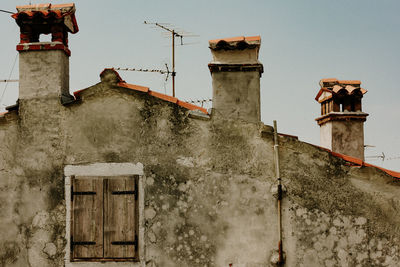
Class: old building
0,3,399,267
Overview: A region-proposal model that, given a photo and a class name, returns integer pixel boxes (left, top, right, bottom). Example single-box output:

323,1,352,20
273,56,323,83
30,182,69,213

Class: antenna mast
144,21,196,97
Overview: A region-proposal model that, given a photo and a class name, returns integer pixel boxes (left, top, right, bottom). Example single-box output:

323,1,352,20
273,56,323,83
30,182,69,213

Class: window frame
64,163,145,267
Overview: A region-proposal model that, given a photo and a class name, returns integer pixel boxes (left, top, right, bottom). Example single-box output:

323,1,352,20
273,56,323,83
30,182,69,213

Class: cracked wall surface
0,72,399,267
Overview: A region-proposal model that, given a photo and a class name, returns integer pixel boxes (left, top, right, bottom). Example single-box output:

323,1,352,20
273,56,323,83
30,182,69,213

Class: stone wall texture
0,69,399,267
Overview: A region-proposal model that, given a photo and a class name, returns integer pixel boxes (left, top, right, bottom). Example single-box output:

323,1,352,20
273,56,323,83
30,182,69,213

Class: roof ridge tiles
74,69,208,115
310,142,400,179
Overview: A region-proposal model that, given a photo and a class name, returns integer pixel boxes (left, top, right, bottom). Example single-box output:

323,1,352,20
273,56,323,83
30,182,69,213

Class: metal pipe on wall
273,120,284,265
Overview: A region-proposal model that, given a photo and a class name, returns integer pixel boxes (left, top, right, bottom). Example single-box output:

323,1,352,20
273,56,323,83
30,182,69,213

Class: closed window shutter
71,177,104,259
104,176,137,258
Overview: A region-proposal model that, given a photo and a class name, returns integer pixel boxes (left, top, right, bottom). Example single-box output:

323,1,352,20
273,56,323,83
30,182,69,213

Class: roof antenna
365,152,385,162
143,21,198,97
114,64,173,82
185,98,212,108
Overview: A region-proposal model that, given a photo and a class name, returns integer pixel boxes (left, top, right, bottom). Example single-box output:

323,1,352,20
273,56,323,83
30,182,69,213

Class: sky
0,0,399,171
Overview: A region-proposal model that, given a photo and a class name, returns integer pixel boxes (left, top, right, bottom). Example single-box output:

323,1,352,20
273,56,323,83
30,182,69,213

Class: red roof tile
209,35,261,44
320,78,338,83
314,88,332,101
177,100,208,114
16,43,71,56
15,3,51,10
316,78,367,102
209,35,261,50
118,82,149,93
72,89,85,97
149,91,178,104
312,144,400,179
51,3,76,9
245,36,261,42
338,80,361,85
12,3,79,34
74,69,208,115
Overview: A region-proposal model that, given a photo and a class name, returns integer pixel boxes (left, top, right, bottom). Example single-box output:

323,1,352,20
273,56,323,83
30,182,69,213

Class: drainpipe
273,120,284,266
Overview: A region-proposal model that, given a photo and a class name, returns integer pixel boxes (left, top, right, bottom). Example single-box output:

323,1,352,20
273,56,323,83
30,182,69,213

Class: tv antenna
114,64,173,82
185,98,212,108
366,152,386,161
387,155,400,161
144,21,198,97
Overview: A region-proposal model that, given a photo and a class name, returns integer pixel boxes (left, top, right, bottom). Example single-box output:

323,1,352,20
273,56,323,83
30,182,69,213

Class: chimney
208,36,263,123
315,78,368,160
12,3,79,102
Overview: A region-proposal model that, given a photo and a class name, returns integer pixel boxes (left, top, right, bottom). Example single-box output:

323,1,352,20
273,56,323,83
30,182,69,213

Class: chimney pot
208,36,263,123
12,3,79,100
315,79,368,160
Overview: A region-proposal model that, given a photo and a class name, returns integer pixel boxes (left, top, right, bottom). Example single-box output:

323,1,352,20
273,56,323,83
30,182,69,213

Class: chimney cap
12,3,79,34
209,35,261,50
315,79,367,102
319,78,362,88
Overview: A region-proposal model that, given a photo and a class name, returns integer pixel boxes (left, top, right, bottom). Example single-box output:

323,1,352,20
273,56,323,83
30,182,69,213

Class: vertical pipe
172,30,175,97
273,120,284,265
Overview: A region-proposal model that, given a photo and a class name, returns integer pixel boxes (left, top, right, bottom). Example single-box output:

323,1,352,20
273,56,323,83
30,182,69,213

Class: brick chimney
208,36,263,123
315,78,368,160
12,3,79,102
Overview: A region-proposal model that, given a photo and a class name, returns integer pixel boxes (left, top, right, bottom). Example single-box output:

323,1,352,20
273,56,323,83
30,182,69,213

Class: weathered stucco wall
331,120,365,160
320,119,365,161
19,49,69,99
211,71,261,123
0,73,399,267
320,121,332,150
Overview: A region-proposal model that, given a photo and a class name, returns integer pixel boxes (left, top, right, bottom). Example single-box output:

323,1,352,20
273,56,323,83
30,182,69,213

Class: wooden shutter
71,176,103,259
104,176,137,258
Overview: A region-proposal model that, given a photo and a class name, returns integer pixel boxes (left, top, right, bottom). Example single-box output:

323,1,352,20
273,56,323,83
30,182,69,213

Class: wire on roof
0,53,18,107
0,9,14,14
185,98,212,108
114,67,169,75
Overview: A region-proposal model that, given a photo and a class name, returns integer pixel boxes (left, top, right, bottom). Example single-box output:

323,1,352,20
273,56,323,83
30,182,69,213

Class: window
64,163,144,266
70,175,138,261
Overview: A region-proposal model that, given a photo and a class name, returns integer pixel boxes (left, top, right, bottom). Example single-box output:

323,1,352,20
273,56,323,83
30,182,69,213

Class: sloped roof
330,150,400,179
276,133,400,179
316,143,399,178
73,69,208,114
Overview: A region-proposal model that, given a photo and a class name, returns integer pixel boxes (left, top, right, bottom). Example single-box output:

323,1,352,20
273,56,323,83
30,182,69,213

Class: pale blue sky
0,0,399,171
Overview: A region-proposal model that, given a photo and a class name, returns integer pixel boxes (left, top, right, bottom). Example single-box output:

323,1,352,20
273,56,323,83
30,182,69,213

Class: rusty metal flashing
315,112,368,125
208,63,263,74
